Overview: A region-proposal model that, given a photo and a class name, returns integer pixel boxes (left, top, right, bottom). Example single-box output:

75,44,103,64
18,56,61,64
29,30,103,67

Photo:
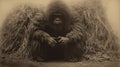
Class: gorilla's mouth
53,20,62,25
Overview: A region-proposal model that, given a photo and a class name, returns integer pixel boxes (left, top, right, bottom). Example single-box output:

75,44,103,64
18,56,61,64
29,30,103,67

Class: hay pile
0,4,44,59
72,0,119,61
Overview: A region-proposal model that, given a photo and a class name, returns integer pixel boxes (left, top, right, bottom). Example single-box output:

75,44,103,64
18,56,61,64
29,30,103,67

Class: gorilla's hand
47,37,57,47
58,36,70,45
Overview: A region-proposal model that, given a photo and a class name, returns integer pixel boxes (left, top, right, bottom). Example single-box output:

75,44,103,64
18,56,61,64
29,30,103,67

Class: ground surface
0,58,120,67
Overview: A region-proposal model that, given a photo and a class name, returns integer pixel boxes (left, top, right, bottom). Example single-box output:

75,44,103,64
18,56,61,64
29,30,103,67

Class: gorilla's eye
49,14,62,20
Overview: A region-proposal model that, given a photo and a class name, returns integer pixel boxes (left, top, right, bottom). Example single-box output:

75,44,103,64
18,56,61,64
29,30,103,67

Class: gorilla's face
53,13,63,25
49,12,64,25
48,12,66,32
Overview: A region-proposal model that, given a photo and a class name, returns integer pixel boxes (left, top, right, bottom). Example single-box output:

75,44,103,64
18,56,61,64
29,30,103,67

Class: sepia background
0,0,119,67
0,0,119,44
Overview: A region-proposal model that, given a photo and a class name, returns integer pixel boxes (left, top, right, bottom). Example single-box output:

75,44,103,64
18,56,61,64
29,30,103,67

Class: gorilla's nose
55,18,61,21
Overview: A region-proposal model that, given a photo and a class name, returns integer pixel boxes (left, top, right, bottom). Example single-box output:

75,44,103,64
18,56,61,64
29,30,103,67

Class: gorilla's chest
45,25,70,37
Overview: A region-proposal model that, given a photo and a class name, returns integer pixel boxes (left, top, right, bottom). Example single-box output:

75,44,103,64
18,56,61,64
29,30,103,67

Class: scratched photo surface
0,0,120,67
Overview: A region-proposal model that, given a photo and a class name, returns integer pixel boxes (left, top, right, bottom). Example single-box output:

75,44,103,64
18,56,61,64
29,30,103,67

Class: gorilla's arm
31,22,51,42
66,17,84,43
31,20,57,47
33,30,51,42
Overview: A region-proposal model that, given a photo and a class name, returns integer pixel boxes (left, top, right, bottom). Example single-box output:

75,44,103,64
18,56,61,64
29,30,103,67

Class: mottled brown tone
0,0,119,62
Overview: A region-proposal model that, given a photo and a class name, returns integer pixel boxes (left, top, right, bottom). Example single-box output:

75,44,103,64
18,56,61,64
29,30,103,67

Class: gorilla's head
46,1,71,26
49,11,63,25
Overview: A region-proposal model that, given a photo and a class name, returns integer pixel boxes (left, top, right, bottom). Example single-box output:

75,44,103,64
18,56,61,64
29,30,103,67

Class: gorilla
31,1,84,61
0,0,119,62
